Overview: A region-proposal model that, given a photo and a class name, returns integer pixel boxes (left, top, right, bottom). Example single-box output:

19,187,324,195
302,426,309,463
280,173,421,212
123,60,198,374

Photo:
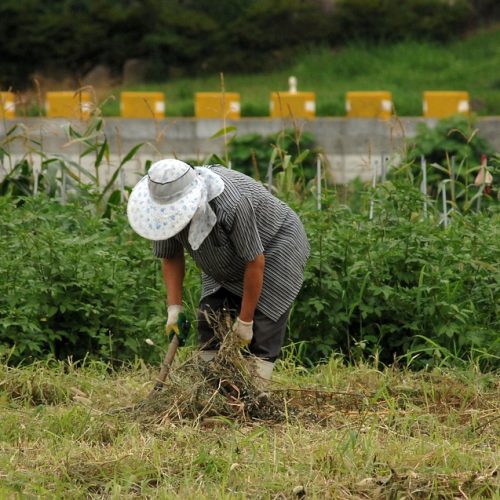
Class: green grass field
1,354,498,498
99,27,500,118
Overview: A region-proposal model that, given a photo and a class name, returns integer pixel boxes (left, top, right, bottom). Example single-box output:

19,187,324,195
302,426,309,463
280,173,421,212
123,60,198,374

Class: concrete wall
1,116,498,184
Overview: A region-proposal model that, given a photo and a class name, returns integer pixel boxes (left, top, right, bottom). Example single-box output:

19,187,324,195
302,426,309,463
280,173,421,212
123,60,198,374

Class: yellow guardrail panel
270,92,316,119
120,92,165,119
346,91,393,119
46,91,92,119
423,91,470,118
0,92,16,119
195,92,240,119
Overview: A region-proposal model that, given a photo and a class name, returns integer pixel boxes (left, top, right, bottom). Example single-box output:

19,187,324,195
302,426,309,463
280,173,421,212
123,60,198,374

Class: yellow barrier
120,92,165,119
423,91,469,118
46,91,92,119
0,92,15,119
195,92,240,119
270,92,316,119
2,88,477,120
346,91,393,119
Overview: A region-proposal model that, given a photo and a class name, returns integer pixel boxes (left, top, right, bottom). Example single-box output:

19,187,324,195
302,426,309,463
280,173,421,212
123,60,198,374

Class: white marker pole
61,163,67,205
369,158,377,220
380,153,387,184
119,168,126,202
33,164,39,196
316,155,321,211
420,155,427,218
442,182,448,228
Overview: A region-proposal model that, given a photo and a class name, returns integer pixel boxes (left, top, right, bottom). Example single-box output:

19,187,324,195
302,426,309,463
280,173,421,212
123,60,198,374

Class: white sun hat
127,159,224,247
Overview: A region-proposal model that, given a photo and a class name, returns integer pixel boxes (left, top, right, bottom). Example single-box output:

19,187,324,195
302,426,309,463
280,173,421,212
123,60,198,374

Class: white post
61,163,67,205
33,164,39,196
316,155,321,211
442,182,448,228
119,168,126,202
420,155,427,218
369,158,377,220
380,153,387,184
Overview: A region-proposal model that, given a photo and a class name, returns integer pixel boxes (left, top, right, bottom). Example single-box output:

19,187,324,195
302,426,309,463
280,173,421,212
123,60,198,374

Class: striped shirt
152,166,310,322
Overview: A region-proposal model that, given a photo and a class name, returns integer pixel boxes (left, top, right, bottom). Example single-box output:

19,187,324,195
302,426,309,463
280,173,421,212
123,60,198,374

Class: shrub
0,195,200,364
290,179,500,369
227,128,319,181
331,0,473,44
1,148,498,370
405,115,494,171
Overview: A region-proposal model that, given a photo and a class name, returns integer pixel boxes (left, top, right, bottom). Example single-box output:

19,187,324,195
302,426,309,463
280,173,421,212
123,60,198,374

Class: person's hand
166,304,183,338
232,317,253,346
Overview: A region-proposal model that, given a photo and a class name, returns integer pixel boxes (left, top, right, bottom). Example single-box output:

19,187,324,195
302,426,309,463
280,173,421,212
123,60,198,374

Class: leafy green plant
2,110,499,371
227,128,319,181
404,114,494,182
0,195,201,364
291,179,500,369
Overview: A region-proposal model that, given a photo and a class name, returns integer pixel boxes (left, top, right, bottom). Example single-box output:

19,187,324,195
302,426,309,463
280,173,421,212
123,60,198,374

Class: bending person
127,159,309,382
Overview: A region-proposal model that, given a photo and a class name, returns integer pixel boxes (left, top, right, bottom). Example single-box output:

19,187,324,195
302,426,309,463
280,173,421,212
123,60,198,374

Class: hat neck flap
188,168,224,250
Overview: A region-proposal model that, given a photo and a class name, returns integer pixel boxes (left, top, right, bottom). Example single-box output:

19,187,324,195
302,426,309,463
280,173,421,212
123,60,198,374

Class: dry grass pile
131,351,289,425
132,312,292,425
129,313,500,430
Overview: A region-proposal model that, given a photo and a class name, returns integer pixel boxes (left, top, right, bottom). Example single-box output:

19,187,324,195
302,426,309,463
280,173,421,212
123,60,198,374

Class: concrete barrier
1,117,499,184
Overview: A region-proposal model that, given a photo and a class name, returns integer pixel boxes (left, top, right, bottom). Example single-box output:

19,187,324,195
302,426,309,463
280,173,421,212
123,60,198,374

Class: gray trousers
197,288,290,362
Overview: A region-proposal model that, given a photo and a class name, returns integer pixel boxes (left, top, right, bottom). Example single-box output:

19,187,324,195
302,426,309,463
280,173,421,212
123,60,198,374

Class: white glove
166,304,183,337
232,317,253,346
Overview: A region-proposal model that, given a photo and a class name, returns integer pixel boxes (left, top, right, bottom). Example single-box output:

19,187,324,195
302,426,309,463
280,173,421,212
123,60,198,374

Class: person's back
154,165,309,322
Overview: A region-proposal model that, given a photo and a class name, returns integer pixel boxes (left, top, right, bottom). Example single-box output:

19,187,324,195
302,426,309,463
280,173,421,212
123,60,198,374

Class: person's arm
226,195,265,344
161,251,185,306
239,254,265,322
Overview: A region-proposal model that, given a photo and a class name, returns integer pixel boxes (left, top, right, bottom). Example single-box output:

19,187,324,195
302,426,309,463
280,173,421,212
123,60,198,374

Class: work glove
166,304,189,346
232,317,253,346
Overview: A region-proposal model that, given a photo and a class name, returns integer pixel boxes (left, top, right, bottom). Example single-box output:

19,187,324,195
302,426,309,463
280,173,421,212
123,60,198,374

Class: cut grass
93,27,500,118
1,354,498,498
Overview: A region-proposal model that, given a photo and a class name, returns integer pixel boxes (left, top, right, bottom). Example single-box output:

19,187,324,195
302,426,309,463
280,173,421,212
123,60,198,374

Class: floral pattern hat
127,159,224,248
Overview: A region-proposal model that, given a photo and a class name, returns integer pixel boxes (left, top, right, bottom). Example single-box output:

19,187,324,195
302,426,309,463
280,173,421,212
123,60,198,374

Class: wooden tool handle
152,335,180,392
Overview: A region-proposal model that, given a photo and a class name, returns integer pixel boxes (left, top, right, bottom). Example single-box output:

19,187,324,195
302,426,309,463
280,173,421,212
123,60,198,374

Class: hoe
149,313,190,397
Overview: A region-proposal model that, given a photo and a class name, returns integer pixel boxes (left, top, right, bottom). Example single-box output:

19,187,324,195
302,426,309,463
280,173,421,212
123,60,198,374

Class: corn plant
0,103,144,216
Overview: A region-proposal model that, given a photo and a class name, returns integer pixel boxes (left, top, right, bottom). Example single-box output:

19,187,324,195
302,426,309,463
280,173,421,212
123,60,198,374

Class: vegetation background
2,0,500,116
2,0,499,85
1,0,499,371
1,1,499,498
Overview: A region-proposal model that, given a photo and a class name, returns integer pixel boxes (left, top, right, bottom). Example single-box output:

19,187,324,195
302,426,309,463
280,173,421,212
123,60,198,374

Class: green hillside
101,27,500,117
